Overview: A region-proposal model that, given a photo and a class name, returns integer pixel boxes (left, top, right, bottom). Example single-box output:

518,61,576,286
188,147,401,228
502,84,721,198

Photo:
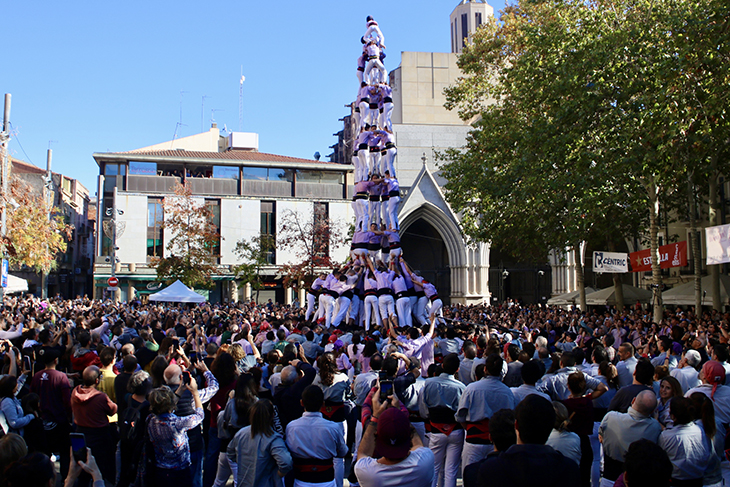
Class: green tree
442,0,647,310
152,182,220,288
443,0,730,319
233,234,275,302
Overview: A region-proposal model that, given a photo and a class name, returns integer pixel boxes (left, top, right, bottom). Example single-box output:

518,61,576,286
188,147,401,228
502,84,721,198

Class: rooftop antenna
211,108,224,126
179,90,188,125
239,67,245,132
201,95,210,132
172,90,188,145
171,122,187,146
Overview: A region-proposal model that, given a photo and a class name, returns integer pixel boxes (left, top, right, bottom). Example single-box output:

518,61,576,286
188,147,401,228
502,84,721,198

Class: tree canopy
442,0,730,319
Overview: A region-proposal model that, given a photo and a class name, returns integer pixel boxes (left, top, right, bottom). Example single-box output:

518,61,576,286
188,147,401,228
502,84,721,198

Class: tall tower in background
450,0,494,53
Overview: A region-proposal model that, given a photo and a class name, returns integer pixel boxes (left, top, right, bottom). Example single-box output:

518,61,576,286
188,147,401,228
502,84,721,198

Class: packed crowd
1,14,729,487
0,289,726,487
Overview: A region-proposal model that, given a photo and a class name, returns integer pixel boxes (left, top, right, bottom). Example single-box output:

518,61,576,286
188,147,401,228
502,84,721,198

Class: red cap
375,408,411,459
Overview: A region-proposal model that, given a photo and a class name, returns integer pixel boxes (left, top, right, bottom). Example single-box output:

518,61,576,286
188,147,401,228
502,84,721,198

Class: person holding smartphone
147,378,205,486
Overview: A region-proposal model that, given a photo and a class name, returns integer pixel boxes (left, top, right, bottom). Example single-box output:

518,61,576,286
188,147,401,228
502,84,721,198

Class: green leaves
441,0,729,281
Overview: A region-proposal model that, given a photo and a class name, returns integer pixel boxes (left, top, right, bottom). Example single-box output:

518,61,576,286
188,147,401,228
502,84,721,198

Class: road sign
107,277,119,287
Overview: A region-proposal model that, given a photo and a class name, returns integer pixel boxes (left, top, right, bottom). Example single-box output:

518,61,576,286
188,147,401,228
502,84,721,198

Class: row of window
102,198,328,265
104,162,344,183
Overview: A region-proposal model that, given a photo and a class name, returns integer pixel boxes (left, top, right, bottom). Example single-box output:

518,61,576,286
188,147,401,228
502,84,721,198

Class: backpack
120,395,145,443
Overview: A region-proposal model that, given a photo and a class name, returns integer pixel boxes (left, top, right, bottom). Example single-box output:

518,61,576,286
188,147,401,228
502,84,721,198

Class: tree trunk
608,241,625,311
648,183,663,323
575,244,586,310
709,173,721,311
688,179,702,314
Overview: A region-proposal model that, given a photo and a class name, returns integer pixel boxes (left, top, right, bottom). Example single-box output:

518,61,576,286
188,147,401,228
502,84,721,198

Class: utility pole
0,94,11,306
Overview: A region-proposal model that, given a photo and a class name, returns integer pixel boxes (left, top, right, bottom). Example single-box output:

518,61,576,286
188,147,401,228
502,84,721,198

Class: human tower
303,17,444,332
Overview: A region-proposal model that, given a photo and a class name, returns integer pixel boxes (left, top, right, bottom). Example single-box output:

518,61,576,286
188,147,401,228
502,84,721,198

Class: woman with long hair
360,339,378,374
213,373,258,487
118,371,152,487
347,332,364,375
226,399,292,487
655,376,683,428
658,397,710,487
0,375,36,437
203,352,239,487
149,355,168,388
313,352,352,487
689,392,723,487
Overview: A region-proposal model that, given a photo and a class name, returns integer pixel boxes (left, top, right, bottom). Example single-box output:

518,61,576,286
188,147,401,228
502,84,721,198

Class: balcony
127,175,182,193
241,180,293,198
296,182,343,199
187,177,239,196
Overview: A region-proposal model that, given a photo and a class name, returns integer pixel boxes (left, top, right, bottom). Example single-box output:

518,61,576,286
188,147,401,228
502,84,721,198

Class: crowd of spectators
0,293,727,487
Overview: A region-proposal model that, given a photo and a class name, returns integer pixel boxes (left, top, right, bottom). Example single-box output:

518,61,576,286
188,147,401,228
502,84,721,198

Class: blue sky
3,0,506,195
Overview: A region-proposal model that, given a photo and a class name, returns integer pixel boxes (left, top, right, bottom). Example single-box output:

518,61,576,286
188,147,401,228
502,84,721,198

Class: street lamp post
103,187,124,302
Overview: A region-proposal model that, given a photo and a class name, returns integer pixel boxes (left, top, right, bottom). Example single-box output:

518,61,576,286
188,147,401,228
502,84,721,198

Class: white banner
592,251,628,273
705,224,730,265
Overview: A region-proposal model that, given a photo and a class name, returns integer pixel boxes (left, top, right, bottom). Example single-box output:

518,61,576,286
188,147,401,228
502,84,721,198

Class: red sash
465,418,492,444
430,421,459,436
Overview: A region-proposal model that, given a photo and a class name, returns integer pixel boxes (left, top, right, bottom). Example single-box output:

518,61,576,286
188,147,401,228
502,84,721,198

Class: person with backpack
118,370,151,487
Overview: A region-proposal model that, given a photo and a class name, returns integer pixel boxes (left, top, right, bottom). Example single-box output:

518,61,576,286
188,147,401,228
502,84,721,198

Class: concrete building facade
92,126,354,304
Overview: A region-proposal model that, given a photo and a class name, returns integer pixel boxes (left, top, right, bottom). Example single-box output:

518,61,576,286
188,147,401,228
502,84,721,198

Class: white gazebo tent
148,280,206,303
584,284,653,306
546,287,599,307
5,275,28,294
662,274,730,307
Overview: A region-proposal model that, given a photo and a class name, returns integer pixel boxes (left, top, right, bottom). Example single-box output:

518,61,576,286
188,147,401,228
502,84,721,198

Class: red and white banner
630,241,688,272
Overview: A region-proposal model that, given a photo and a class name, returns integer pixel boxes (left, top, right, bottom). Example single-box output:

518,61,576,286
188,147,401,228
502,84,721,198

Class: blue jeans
190,449,204,487
203,426,220,487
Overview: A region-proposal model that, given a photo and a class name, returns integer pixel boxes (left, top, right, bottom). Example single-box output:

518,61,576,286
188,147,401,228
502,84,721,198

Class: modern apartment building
92,126,354,303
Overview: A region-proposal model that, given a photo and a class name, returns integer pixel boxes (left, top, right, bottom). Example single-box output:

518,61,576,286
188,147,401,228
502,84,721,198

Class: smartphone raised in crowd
379,380,394,402
70,433,87,463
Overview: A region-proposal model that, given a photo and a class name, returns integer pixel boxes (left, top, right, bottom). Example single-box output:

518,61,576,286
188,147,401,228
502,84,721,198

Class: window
243,167,294,182
147,198,164,260
260,201,275,264
313,202,329,259
243,167,268,181
104,163,126,176
461,13,468,48
205,199,221,262
296,170,344,184
129,162,157,175
475,12,482,28
268,168,295,182
212,166,239,179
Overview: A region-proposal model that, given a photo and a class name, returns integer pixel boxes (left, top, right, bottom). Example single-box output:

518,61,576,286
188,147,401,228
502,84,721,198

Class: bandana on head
702,360,726,400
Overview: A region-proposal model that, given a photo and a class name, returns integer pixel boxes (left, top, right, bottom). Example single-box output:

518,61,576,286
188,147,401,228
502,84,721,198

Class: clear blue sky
3,0,506,195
